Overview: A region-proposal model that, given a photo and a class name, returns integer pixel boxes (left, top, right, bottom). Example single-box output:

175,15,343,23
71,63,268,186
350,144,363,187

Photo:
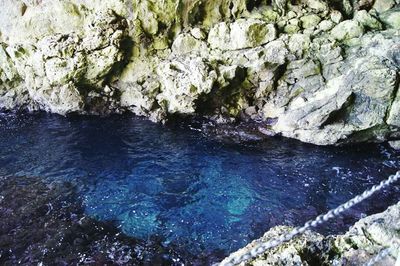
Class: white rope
220,171,400,266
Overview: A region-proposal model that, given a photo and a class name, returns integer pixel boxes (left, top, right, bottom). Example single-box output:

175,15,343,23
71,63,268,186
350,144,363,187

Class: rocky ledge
222,201,400,265
1,0,400,145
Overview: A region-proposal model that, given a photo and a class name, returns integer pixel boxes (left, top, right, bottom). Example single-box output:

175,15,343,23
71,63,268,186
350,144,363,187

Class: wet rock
261,30,400,145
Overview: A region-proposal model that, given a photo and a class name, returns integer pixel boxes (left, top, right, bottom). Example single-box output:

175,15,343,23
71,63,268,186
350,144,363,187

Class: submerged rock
0,0,400,145
0,175,187,265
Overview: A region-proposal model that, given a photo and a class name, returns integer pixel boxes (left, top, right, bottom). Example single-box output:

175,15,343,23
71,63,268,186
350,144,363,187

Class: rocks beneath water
222,202,400,265
0,175,187,265
1,1,400,145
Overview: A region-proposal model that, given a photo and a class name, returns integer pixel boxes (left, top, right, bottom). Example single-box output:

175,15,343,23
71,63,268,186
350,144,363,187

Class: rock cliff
1,0,400,145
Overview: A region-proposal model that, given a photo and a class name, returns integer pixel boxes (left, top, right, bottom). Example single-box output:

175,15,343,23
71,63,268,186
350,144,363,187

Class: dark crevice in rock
195,66,248,116
341,124,390,144
299,238,339,266
320,92,355,128
246,0,263,11
384,72,399,125
328,0,354,18
104,36,134,87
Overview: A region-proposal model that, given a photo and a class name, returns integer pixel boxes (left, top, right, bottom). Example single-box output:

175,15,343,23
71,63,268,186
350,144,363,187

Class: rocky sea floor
0,113,400,265
0,175,188,265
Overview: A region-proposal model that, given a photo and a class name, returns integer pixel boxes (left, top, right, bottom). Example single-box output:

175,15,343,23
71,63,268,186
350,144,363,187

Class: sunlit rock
207,19,277,51
156,57,217,114
223,202,400,265
379,7,400,29
331,20,365,41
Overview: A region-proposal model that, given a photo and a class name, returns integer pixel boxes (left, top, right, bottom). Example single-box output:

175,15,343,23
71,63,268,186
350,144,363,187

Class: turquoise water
0,113,399,264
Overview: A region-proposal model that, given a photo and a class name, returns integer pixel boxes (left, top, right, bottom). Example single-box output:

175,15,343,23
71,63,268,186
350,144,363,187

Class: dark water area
0,113,399,265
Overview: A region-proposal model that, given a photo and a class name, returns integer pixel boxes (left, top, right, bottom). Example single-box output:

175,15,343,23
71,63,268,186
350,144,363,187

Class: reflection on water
0,113,399,263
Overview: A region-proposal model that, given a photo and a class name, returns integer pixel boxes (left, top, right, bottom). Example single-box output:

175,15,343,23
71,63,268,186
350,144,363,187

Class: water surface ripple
0,113,399,263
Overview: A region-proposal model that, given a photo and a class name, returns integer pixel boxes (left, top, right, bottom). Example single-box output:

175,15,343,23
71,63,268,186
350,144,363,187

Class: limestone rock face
156,57,217,114
333,202,400,265
1,0,400,145
1,6,127,115
265,31,400,145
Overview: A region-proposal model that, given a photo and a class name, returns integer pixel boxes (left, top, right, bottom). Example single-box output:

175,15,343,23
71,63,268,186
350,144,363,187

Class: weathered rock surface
1,0,400,145
222,202,400,265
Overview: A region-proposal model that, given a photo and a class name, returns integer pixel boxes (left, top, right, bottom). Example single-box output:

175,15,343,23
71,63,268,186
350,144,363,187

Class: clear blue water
0,113,399,264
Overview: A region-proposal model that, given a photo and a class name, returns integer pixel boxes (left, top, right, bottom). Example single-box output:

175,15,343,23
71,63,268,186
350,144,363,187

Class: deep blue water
0,113,399,263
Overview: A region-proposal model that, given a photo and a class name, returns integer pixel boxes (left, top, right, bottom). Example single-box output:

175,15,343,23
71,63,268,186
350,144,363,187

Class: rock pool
0,113,399,265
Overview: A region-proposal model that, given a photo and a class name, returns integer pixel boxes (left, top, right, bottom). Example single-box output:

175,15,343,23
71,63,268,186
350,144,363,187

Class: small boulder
319,20,335,31
379,8,400,29
306,0,329,13
372,0,395,13
172,33,206,55
300,14,321,29
288,34,311,57
354,10,382,30
331,20,364,41
207,19,277,51
330,10,343,24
